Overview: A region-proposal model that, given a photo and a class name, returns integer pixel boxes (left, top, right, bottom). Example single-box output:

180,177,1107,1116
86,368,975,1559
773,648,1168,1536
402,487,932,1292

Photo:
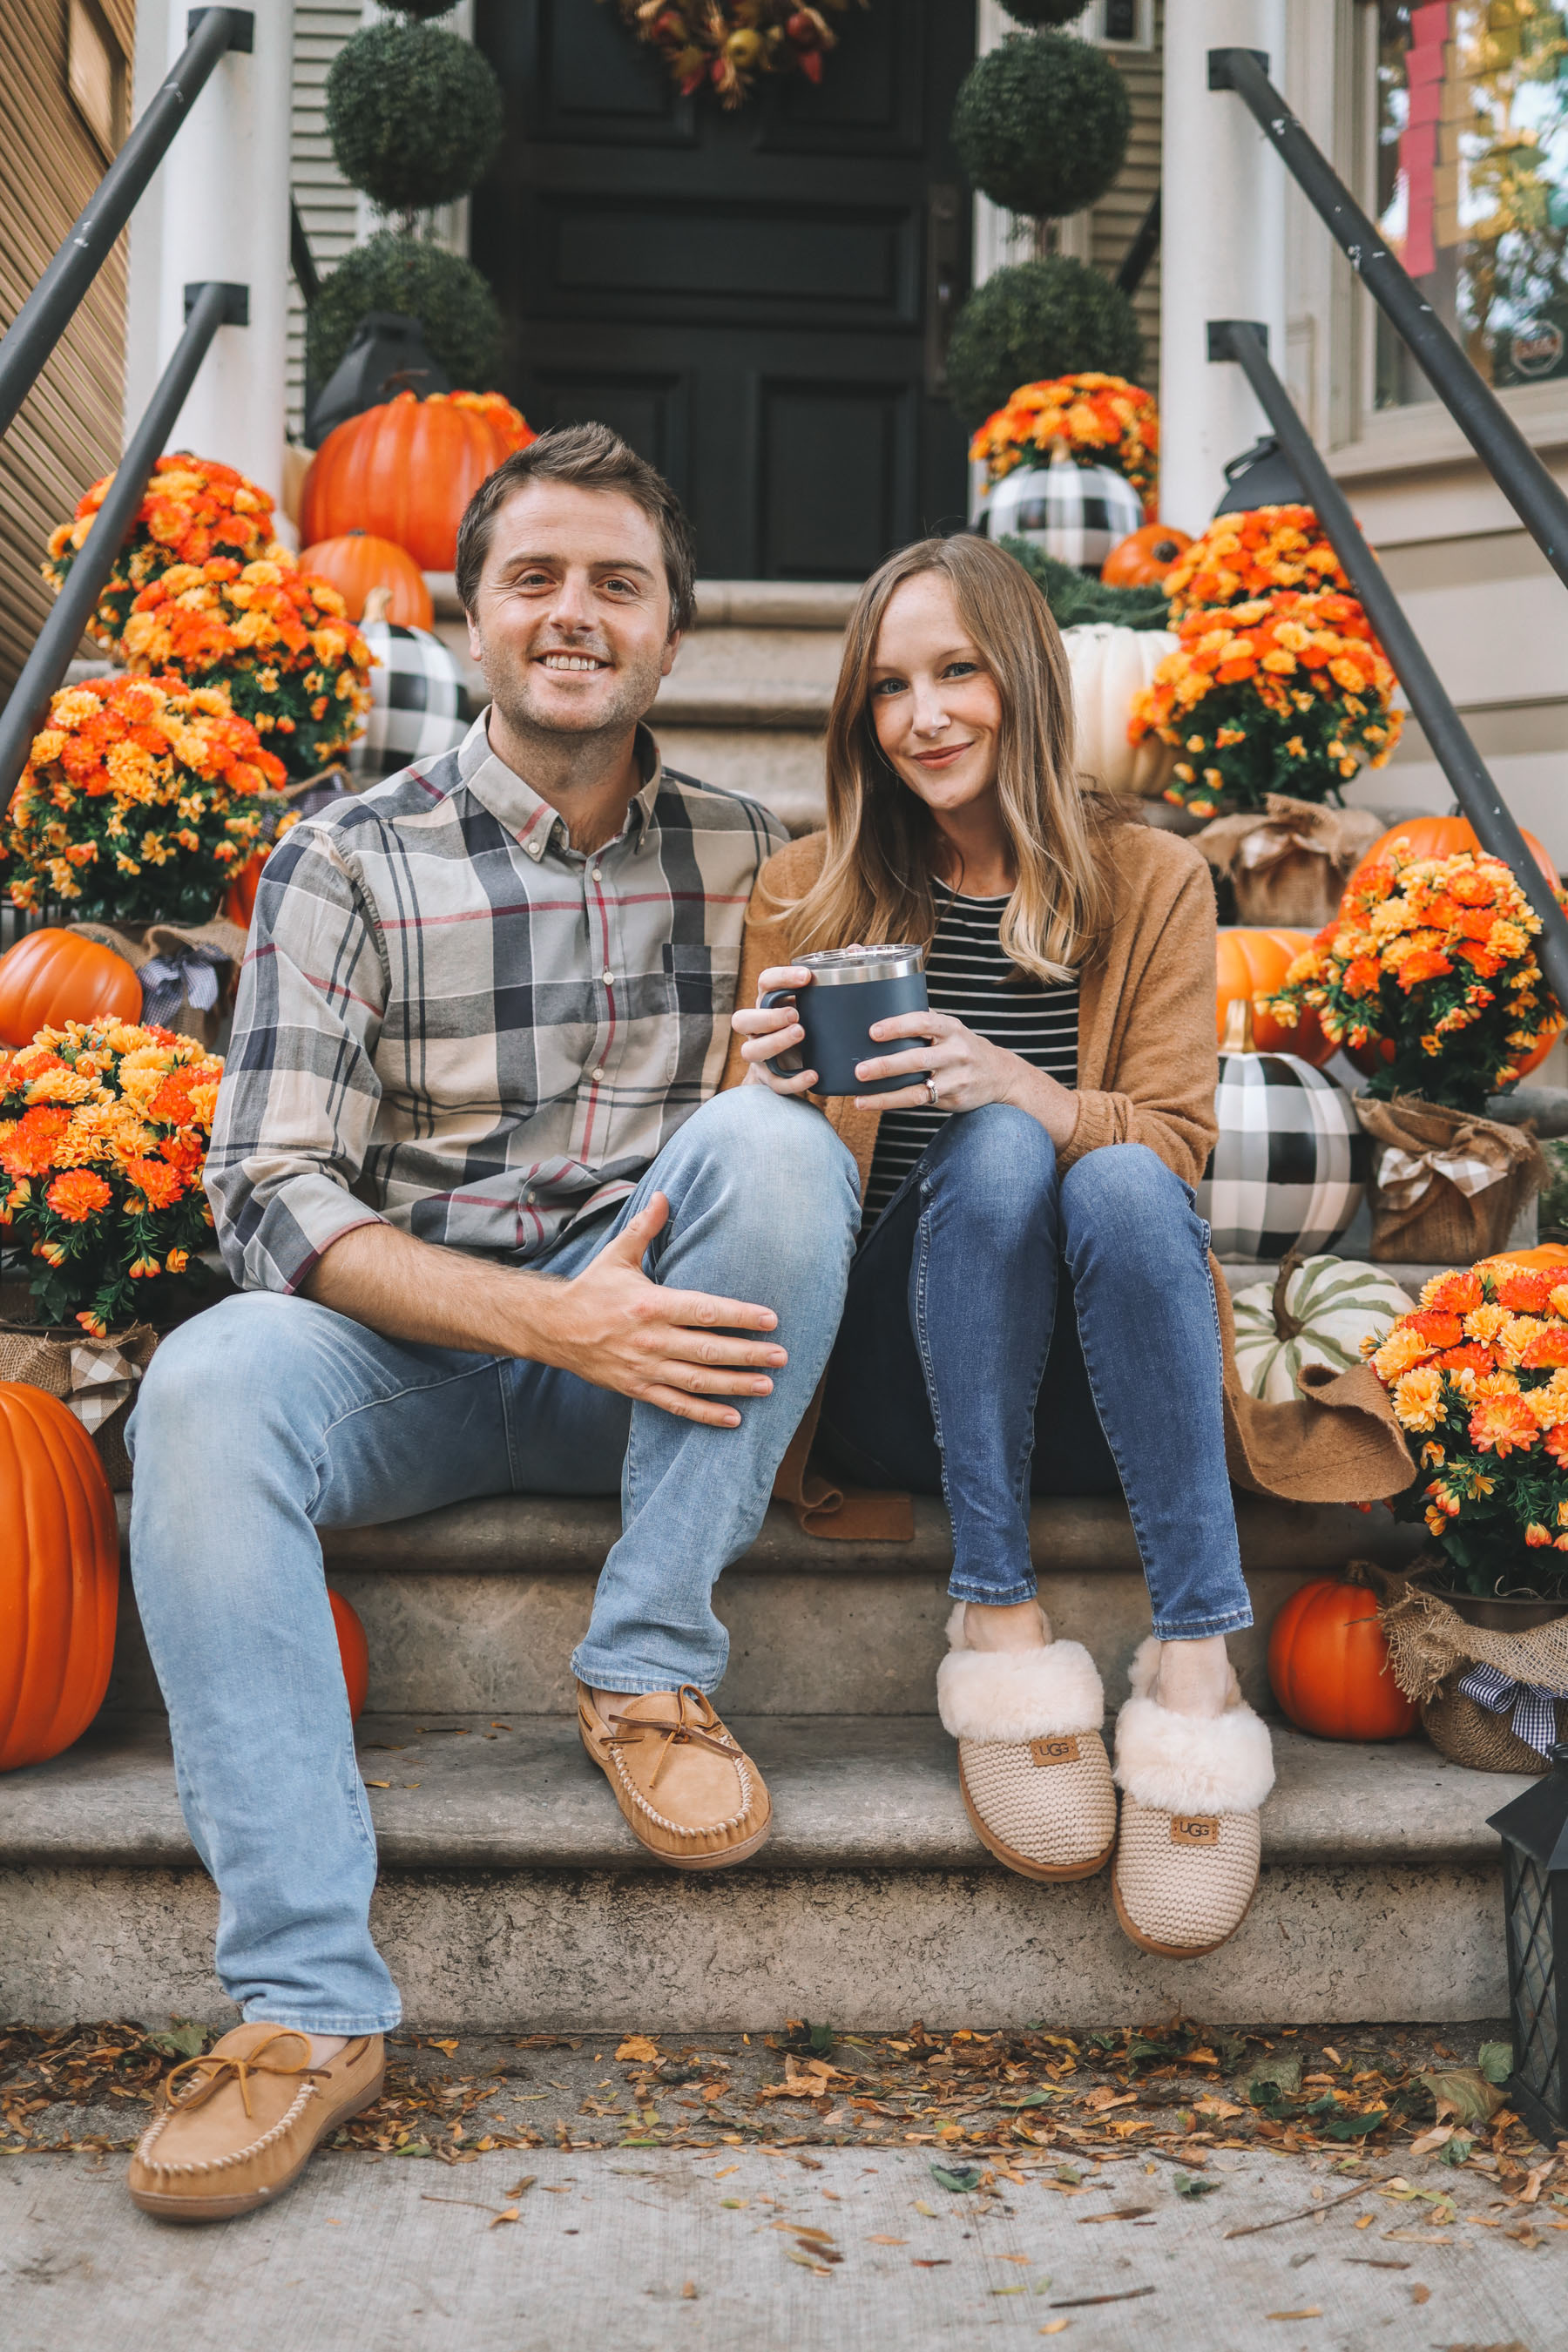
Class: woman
727,534,1274,1959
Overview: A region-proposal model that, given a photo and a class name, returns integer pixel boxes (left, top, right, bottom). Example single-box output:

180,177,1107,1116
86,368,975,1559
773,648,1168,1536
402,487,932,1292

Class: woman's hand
854,1010,1078,1145
729,965,821,1097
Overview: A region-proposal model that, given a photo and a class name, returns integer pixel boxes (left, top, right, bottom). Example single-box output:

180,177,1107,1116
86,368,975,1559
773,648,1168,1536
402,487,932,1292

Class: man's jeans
820,1106,1252,1643
126,1086,859,2035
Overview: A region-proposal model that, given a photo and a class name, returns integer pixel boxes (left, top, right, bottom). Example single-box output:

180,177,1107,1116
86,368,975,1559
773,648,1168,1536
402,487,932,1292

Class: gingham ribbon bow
64,1337,140,1434
1376,1142,1508,1209
1456,1663,1563,1757
139,943,227,1029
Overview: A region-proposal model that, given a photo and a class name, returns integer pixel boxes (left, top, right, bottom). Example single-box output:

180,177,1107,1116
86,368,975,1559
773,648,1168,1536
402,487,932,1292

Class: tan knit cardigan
718,822,1411,1538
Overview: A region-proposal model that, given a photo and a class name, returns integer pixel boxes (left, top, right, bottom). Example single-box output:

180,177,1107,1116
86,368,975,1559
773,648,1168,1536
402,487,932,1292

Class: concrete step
0,1710,1525,2029
106,1493,1425,1721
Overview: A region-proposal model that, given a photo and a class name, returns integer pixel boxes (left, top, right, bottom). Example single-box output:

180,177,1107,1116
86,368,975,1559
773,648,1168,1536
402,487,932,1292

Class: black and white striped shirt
862,880,1078,1226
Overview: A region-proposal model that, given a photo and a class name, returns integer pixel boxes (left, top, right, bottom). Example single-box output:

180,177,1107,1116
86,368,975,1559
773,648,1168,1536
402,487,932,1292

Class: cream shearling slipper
937,1604,1117,1882
1111,1637,1275,1958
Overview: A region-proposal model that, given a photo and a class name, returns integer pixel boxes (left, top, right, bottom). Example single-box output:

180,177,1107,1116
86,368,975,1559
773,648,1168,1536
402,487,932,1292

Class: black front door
472,0,975,580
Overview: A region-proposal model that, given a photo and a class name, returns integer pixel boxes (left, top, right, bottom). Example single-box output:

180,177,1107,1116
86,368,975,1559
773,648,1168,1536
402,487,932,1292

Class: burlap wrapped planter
1379,1572,1568,1776
1354,1094,1545,1263
1193,795,1385,931
0,1315,159,1490
66,916,248,1049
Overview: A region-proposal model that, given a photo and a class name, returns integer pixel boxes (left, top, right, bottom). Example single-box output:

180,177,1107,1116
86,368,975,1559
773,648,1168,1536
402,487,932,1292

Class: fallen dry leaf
489,2206,521,2228
504,2177,537,2197
1266,2311,1321,2322
866,2235,906,2246
1077,2206,1153,2225
616,2037,659,2063
911,2259,951,2269
1407,2124,1456,2160
681,2281,698,2299
1409,2284,1430,2304
1039,2324,1071,2338
1080,2087,1138,2113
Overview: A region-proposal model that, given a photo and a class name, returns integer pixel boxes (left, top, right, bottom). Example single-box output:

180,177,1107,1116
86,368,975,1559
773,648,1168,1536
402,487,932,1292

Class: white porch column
1159,0,1288,534
125,1,294,505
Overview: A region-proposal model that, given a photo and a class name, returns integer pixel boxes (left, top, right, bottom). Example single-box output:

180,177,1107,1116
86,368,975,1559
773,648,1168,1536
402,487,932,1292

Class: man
124,424,860,2222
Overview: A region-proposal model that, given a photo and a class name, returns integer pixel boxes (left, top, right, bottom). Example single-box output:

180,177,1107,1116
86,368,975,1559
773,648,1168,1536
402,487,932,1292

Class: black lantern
305,312,450,447
1213,434,1308,517
1487,1743,1568,2145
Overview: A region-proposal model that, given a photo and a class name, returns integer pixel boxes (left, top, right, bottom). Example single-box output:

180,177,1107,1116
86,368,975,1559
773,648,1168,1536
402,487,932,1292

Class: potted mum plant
1266,840,1564,1262
1127,587,1403,822
5,675,291,1044
1368,1256,1568,1773
0,1018,226,1487
973,372,1155,574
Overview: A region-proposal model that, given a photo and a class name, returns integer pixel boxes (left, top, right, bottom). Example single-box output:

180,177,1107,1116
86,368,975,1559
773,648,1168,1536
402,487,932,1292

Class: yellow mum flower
1392,1367,1444,1431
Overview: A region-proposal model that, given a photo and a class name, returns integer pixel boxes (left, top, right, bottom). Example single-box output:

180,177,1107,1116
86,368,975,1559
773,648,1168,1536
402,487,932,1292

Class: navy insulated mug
760,945,929,1098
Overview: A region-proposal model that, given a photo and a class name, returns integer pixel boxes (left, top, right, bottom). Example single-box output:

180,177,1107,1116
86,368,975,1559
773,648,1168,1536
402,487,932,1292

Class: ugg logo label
1171,1815,1220,1845
1030,1735,1079,1767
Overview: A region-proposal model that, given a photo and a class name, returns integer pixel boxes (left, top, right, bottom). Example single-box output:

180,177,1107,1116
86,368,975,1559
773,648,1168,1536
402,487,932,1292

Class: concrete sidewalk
2,2139,1557,2352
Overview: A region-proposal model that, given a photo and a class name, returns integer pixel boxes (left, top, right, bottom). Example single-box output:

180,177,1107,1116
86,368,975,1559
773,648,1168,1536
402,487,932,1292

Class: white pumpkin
1231,1254,1417,1404
1062,622,1179,799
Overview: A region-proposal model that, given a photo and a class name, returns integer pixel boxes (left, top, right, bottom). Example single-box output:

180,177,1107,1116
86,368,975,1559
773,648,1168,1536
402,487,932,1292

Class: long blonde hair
783,535,1119,983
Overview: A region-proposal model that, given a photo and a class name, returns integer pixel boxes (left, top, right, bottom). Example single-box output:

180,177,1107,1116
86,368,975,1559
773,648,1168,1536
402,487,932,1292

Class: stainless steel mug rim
796,945,926,986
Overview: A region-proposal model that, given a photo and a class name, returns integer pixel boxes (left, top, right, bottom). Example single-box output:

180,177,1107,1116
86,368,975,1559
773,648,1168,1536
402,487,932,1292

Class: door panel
473,0,974,579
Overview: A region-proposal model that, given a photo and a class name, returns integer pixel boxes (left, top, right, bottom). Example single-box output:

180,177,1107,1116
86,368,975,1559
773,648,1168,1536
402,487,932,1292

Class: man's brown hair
455,422,697,636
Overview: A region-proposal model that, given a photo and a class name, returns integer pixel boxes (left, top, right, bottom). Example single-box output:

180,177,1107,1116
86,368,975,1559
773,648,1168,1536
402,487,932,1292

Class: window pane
1375,3,1568,408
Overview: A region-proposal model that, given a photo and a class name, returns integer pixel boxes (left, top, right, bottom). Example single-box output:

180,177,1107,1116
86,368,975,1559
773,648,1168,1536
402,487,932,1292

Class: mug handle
758,987,805,1078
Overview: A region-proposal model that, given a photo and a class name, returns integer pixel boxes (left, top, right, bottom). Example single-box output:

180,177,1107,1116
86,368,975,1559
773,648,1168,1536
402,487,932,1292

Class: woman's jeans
821,1105,1251,1643
125,1086,860,2035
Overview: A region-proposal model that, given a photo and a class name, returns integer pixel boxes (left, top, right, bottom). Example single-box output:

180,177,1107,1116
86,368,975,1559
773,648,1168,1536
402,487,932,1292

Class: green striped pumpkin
1232,1254,1416,1404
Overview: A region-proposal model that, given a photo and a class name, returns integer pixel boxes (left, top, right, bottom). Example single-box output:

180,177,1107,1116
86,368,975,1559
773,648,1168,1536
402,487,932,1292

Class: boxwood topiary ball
327,21,506,216
1002,0,1092,19
945,258,1143,430
954,32,1131,220
307,233,504,393
381,0,463,14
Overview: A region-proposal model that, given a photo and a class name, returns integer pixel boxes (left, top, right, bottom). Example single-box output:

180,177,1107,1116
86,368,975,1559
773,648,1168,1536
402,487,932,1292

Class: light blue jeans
821,1108,1252,1640
126,1086,860,2033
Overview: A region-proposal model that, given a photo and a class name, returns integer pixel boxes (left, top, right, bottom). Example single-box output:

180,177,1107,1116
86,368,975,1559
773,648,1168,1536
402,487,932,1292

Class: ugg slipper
1111,1638,1275,1957
937,1605,1117,1882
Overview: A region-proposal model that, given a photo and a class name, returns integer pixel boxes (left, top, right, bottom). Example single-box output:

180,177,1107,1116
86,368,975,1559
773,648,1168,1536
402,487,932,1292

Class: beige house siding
287,1,363,444
0,0,137,694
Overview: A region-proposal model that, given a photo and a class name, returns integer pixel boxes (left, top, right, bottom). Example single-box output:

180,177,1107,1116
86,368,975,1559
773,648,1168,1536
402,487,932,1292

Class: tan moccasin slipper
1112,1638,1275,1957
128,2024,384,2222
577,1680,771,1869
937,1604,1117,1882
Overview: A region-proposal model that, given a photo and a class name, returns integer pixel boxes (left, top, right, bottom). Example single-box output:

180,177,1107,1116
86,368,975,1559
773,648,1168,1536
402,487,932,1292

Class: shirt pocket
661,941,742,1089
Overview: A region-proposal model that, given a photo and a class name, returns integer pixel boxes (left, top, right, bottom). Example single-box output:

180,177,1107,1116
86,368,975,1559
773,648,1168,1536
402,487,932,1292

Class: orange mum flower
1469,1392,1540,1456
1423,1268,1484,1313
1494,1267,1556,1313
0,1104,73,1177
45,1168,112,1221
122,1153,185,1210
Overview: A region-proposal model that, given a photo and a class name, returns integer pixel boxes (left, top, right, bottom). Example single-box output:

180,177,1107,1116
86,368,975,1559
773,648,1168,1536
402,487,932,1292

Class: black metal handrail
1210,45,1568,595
1209,317,1568,1021
0,282,247,804
0,8,253,442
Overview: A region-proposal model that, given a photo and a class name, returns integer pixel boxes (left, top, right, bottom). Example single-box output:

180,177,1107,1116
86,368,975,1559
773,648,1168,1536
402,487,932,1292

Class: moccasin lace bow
606,1684,740,1790
161,2029,321,2119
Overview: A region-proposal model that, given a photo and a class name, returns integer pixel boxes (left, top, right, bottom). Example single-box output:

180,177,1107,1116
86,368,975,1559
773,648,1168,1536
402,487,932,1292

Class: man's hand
304,1195,787,1429
525,1193,787,1427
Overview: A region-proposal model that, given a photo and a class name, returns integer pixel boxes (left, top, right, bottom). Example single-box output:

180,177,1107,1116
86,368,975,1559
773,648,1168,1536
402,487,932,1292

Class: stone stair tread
111,1490,1423,1575
3,1711,1522,1875
652,678,831,729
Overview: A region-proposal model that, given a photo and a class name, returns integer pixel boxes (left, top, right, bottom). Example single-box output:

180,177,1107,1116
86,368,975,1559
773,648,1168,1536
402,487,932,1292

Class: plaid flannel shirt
208,716,786,1294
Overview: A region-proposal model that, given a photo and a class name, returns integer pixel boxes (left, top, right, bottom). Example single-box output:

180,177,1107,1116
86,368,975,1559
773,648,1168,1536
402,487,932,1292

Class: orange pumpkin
301,392,518,572
1345,817,1564,1079
330,1589,369,1721
0,1382,119,1772
1267,1577,1417,1742
1478,1244,1568,1276
1216,928,1335,1066
0,927,142,1048
221,849,267,930
298,532,434,629
1101,523,1193,589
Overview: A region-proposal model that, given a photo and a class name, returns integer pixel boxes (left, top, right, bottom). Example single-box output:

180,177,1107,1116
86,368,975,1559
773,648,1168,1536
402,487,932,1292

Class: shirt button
591,866,603,882
526,841,542,860
602,970,614,987
592,1065,605,1082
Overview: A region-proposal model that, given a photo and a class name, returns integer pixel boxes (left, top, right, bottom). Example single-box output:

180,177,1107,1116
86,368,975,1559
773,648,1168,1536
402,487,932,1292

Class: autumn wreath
605,0,864,106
